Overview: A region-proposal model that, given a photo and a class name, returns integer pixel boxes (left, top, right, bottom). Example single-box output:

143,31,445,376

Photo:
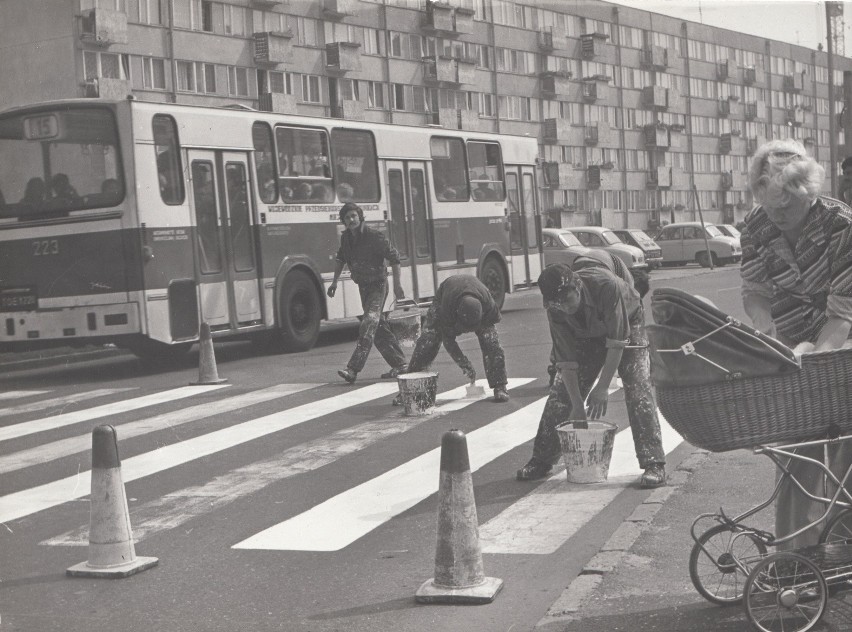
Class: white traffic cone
190,322,227,385
67,425,158,578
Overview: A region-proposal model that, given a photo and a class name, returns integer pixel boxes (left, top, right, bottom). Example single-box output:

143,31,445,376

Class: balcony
580,32,608,59
721,171,733,190
744,101,767,120
717,59,732,81
454,7,475,34
542,118,572,144
643,124,670,149
538,28,556,51
424,56,473,85
642,85,674,110
582,79,608,102
785,107,804,126
647,166,672,189
719,100,731,117
539,72,570,99
80,8,128,46
326,41,361,73
720,132,734,154
322,0,356,19
641,45,668,70
254,31,293,66
83,77,130,99
744,66,765,85
587,165,602,189
259,92,297,114
584,125,599,145
422,1,472,36
543,162,585,189
784,74,804,93
331,99,365,120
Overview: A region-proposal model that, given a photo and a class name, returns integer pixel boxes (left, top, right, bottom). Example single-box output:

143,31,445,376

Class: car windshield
0,106,124,221
630,230,655,245
601,230,622,245
721,225,741,238
704,225,723,237
558,232,583,247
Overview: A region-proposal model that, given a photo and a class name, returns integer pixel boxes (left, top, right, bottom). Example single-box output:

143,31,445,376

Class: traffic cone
190,322,227,385
415,429,503,604
67,425,158,578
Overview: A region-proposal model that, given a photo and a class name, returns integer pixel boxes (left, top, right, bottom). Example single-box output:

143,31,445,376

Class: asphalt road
0,265,743,632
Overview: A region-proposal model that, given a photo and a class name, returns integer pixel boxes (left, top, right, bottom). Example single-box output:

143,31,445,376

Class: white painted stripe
0,384,320,476
479,411,682,554
233,396,549,551
0,383,397,524
0,388,135,418
0,385,226,443
0,390,49,401
43,378,533,545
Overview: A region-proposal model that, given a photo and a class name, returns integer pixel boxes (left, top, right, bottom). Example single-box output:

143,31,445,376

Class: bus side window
430,136,468,202
275,125,332,204
252,122,277,204
467,141,504,201
153,114,184,205
330,128,379,203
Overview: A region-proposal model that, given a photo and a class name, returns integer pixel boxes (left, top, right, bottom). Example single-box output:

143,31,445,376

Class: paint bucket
397,371,438,416
387,310,421,348
556,420,618,484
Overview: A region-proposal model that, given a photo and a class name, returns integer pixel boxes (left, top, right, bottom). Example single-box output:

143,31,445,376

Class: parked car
654,221,742,267
561,226,648,271
541,228,592,268
611,229,663,269
714,223,742,247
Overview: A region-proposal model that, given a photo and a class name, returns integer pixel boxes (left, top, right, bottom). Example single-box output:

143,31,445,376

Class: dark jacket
433,275,500,336
335,224,400,285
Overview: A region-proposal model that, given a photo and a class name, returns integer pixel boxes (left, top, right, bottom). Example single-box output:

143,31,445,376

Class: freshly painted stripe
478,411,682,554
232,396,549,552
0,388,135,419
43,379,533,545
0,384,320,476
0,391,49,401
0,383,397,524
0,385,226,443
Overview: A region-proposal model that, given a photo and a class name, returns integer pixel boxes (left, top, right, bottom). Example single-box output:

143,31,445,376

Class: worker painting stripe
232,395,549,552
0,383,397,524
0,384,319,476
479,412,682,554
43,379,533,546
0,386,225,443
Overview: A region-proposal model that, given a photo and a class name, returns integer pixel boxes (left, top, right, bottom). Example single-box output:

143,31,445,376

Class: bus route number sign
24,114,60,140
0,287,38,312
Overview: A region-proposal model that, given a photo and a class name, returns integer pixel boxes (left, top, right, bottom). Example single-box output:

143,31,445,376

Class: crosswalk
1,376,683,559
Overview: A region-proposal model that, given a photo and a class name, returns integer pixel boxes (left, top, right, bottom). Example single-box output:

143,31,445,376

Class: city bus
0,99,542,362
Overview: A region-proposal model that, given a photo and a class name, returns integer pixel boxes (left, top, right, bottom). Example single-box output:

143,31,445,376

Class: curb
534,448,711,629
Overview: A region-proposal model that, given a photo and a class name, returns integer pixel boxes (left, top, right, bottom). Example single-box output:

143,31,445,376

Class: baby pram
647,288,852,632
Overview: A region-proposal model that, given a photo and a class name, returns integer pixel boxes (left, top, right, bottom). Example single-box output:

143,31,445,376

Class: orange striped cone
190,322,227,385
415,429,503,604
67,425,158,578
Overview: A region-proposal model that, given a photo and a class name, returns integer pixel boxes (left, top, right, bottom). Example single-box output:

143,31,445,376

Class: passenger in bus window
311,182,332,202
328,202,407,384
309,158,330,177
282,186,294,202
20,177,48,208
101,178,122,202
51,173,80,203
294,181,313,202
473,180,497,201
337,182,354,202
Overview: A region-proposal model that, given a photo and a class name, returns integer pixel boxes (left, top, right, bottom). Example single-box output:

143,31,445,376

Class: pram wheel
818,507,852,545
744,552,827,632
689,523,768,605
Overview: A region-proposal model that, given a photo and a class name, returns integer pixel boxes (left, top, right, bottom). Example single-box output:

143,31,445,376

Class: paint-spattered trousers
347,278,406,374
407,303,507,389
530,313,665,469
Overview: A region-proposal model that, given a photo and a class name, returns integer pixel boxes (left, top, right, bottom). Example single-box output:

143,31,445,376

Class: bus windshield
0,107,124,220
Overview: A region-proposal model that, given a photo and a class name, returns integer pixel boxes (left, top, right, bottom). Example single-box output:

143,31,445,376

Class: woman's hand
326,281,337,298
586,383,609,420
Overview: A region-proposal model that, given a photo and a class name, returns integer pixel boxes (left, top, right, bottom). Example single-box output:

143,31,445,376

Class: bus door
386,161,435,302
506,167,542,287
188,150,262,331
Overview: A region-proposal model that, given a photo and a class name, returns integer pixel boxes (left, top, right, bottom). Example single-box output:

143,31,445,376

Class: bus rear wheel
271,269,321,353
480,256,506,310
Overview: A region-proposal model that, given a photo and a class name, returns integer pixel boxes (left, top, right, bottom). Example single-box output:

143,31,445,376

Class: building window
479,93,495,118
176,61,195,91
366,81,385,109
228,67,249,97
392,83,406,111
84,51,129,81
224,4,248,36
300,74,322,103
142,57,166,90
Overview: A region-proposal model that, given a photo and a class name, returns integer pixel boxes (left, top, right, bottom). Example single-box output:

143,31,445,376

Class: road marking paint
0,384,320,476
479,411,682,554
233,396,548,552
43,378,534,545
0,383,397,524
0,388,135,418
0,385,226,443
0,390,50,401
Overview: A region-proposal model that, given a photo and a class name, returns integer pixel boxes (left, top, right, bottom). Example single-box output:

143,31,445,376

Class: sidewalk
538,447,852,632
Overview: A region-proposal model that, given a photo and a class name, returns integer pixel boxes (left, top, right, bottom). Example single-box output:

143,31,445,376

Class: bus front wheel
272,270,321,353
480,256,506,310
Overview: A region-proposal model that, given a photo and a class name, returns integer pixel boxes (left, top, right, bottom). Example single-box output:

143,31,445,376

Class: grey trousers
346,278,406,373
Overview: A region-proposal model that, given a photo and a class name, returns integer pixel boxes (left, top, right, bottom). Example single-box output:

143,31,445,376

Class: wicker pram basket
655,347,852,452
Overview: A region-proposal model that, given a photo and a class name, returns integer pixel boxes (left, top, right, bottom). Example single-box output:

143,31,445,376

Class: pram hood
647,287,800,387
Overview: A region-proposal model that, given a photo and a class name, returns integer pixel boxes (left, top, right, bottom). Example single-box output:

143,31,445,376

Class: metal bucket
397,371,438,416
387,310,421,348
556,420,618,483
